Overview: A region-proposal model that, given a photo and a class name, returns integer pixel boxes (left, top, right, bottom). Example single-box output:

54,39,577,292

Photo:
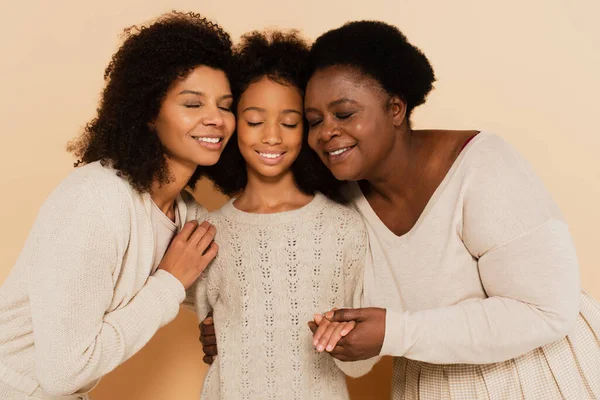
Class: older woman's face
305,66,397,181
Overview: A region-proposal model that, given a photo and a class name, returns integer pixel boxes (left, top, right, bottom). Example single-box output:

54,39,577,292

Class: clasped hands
307,307,386,362
199,307,387,364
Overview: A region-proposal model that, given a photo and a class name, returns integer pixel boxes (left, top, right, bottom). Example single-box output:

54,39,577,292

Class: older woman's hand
308,307,386,361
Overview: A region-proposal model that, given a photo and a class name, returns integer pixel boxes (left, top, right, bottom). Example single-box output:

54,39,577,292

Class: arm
380,136,580,364
27,183,186,395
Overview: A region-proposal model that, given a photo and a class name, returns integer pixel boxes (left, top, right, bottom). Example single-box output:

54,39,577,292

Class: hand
308,307,386,362
158,220,218,289
311,313,356,353
199,312,217,364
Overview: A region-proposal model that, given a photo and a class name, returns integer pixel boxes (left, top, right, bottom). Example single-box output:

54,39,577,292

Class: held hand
308,307,386,362
311,313,356,353
199,312,217,365
158,220,218,289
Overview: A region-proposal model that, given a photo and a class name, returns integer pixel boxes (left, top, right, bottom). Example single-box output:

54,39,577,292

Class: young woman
195,31,371,400
0,12,235,400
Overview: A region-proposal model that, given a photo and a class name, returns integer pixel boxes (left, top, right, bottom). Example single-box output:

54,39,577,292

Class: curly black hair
67,11,234,192
204,30,345,202
308,20,436,121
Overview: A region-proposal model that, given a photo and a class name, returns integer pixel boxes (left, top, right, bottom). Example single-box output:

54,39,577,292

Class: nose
319,117,340,142
261,122,282,145
202,104,225,127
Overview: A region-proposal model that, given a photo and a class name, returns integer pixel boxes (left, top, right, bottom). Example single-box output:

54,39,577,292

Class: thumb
326,308,363,323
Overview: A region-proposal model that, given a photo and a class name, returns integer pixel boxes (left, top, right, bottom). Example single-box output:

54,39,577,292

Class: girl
196,31,372,400
0,12,234,400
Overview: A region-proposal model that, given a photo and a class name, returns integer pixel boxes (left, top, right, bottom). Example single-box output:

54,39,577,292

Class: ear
388,96,407,127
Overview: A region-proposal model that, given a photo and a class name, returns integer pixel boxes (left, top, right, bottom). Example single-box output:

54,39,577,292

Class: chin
328,164,361,182
193,154,222,167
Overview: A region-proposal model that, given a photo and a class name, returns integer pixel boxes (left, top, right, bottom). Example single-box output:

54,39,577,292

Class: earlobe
390,97,407,127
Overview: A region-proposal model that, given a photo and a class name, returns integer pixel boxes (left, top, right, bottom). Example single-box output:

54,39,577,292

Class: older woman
306,21,599,399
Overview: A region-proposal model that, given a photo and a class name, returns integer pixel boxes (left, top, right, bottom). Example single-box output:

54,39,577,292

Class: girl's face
237,76,304,180
154,66,236,171
305,65,399,182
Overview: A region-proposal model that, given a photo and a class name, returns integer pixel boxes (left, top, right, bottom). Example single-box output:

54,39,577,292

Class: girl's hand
308,307,386,361
158,220,218,289
311,312,356,353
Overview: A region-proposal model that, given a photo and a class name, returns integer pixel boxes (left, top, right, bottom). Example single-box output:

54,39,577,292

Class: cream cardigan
0,161,204,399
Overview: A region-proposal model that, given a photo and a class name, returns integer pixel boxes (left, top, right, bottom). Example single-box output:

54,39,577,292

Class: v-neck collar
349,131,490,243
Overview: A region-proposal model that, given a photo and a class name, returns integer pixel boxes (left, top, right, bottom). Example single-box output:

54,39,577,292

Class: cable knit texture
0,161,204,399
195,193,371,400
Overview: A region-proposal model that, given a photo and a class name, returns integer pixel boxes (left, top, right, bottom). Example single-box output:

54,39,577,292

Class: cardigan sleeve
27,176,185,396
380,135,581,364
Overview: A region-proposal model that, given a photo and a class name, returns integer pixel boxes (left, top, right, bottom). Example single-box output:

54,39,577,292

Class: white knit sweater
195,193,372,400
0,161,203,399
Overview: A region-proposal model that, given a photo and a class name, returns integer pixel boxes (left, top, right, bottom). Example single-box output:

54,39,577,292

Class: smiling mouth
192,136,222,144
326,145,356,157
257,151,284,159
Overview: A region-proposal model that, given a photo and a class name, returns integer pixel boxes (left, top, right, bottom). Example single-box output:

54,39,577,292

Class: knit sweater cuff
150,270,186,323
380,309,410,357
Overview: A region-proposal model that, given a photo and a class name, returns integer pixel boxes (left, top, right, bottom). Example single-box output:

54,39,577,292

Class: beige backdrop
1,0,598,399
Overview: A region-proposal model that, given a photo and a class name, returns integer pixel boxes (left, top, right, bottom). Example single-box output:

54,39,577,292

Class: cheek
224,113,236,136
307,131,318,150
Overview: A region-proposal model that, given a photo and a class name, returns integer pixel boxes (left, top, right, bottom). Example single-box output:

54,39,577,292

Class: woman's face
154,66,236,171
305,66,399,181
237,76,304,180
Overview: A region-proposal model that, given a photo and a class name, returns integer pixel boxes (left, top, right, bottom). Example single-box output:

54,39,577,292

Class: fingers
340,320,356,337
203,345,218,357
199,331,216,346
316,321,348,352
203,355,215,365
178,220,199,241
202,241,219,260
324,322,348,352
190,221,212,246
312,315,331,349
307,321,318,334
327,308,362,323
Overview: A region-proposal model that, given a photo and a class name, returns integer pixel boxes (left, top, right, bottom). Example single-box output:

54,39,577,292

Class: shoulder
50,161,129,200
458,132,529,175
41,161,136,225
318,194,366,233
180,190,208,222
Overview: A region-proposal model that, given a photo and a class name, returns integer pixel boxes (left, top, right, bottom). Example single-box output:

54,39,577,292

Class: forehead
169,66,231,94
239,77,303,108
305,66,386,105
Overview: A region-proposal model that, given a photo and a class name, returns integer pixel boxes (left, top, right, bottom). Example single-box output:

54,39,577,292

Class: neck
235,168,313,213
363,125,421,202
150,159,195,215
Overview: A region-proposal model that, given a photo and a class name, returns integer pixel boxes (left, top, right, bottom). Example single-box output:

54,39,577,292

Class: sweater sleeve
335,211,380,377
27,178,185,396
380,135,581,364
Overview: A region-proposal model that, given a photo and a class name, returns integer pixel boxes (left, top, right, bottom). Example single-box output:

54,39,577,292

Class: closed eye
282,123,299,129
247,121,263,127
307,119,322,128
335,112,353,120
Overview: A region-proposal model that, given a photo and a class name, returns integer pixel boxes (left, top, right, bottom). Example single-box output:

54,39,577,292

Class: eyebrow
242,106,302,115
305,98,358,114
178,90,233,101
